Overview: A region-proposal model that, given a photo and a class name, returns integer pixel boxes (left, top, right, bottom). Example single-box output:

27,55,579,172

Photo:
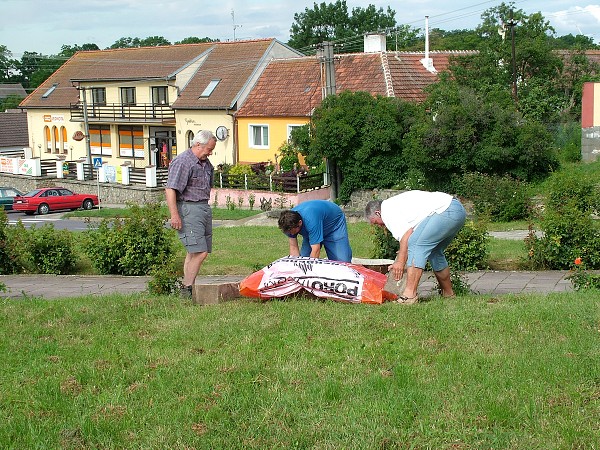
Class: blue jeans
406,198,466,271
300,236,353,262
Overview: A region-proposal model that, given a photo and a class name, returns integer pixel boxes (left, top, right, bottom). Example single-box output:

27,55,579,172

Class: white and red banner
239,256,397,304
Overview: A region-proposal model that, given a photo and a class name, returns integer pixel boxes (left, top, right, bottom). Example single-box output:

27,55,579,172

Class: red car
13,187,99,215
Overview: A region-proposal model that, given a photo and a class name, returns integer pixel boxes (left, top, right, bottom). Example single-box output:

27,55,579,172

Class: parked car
0,186,24,211
12,187,99,215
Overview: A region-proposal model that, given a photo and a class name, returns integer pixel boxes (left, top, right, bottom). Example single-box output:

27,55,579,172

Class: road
5,210,93,231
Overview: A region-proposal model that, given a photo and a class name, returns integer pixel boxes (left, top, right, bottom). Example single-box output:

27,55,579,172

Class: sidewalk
0,270,574,300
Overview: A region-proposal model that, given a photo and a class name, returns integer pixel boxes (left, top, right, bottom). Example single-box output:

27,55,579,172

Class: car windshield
23,190,42,197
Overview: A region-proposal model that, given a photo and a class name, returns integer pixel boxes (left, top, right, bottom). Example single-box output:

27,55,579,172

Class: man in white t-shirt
365,191,466,304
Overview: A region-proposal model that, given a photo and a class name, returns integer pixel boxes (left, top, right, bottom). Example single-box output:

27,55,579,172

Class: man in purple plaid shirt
165,130,216,298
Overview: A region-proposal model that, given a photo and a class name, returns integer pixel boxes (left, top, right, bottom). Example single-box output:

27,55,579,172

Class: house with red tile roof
235,34,474,165
19,39,302,168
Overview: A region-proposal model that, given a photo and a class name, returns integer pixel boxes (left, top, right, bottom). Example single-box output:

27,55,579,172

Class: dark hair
278,210,302,234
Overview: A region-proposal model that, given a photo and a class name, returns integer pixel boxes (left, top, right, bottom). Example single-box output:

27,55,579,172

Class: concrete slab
192,281,241,305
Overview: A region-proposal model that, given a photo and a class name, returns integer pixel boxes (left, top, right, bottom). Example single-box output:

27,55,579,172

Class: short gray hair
364,200,383,220
191,130,216,146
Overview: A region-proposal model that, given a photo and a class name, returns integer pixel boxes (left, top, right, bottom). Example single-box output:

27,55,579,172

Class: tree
445,3,599,124
552,34,599,50
109,36,171,49
402,80,559,191
437,29,483,50
288,0,396,53
0,95,24,112
175,37,219,44
305,91,417,202
0,45,19,83
59,43,100,58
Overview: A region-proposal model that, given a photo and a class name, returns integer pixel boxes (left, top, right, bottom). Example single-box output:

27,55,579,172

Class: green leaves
307,91,414,202
288,0,396,52
83,203,175,276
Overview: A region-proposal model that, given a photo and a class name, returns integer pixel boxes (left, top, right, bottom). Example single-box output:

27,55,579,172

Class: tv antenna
232,9,242,41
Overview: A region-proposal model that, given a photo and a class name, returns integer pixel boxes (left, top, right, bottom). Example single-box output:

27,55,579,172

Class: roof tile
237,50,476,117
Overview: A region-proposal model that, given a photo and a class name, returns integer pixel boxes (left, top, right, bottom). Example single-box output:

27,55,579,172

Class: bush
148,255,182,295
83,203,175,275
27,224,77,274
0,210,26,274
554,122,581,163
1,213,76,275
567,257,600,290
277,142,300,172
445,220,489,271
224,164,256,189
526,171,600,269
370,226,398,260
456,173,532,222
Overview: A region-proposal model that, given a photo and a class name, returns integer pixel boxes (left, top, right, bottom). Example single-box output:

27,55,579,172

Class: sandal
396,295,419,305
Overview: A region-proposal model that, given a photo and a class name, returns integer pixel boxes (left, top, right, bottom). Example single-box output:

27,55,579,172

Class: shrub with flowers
567,257,600,291
525,170,600,270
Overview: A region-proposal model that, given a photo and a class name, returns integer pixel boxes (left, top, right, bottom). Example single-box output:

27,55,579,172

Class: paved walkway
0,270,574,300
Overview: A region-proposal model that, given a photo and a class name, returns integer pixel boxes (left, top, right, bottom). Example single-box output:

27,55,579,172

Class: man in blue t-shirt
277,200,352,262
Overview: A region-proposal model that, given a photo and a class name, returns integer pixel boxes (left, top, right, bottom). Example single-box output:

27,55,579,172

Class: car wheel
82,199,94,210
38,203,50,215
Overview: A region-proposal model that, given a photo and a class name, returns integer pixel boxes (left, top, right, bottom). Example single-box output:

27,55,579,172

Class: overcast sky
2,0,599,57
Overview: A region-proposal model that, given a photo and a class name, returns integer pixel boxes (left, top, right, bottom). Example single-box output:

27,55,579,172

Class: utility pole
508,9,518,102
80,87,92,164
320,41,339,201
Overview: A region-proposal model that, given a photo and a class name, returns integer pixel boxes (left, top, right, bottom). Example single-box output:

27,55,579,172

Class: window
53,126,59,153
92,88,106,106
120,87,136,105
152,86,168,105
118,126,144,158
61,126,68,153
89,125,112,156
249,125,269,148
44,126,51,152
186,130,194,148
42,84,58,99
199,79,220,97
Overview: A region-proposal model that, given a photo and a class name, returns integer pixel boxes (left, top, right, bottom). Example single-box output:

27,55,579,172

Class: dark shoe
180,285,193,299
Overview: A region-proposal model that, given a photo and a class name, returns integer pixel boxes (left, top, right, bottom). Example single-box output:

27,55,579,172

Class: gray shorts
176,202,212,253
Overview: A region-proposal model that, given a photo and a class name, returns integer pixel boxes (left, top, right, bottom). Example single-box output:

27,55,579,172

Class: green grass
68,219,527,275
486,220,532,232
487,237,528,270
64,206,263,221
1,292,598,448
63,205,531,273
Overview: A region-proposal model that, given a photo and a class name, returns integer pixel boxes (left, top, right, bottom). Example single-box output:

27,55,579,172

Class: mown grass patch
0,292,598,448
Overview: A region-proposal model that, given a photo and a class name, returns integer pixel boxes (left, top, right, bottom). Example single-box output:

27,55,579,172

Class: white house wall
174,110,234,165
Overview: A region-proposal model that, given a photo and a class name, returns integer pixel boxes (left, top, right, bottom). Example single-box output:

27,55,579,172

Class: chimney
364,33,386,53
420,16,436,73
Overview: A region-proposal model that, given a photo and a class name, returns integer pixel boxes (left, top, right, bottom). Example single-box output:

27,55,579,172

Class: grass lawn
66,206,532,273
65,206,264,221
1,292,598,448
3,207,599,447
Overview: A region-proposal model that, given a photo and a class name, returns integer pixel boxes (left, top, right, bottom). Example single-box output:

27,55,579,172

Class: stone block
192,282,241,305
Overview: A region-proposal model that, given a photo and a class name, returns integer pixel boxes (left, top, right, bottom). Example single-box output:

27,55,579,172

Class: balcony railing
69,102,175,123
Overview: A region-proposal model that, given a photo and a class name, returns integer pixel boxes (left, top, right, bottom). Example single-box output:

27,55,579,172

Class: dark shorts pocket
179,231,198,246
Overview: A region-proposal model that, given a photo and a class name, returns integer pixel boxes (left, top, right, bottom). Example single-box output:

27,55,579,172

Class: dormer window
199,79,220,98
41,83,58,98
